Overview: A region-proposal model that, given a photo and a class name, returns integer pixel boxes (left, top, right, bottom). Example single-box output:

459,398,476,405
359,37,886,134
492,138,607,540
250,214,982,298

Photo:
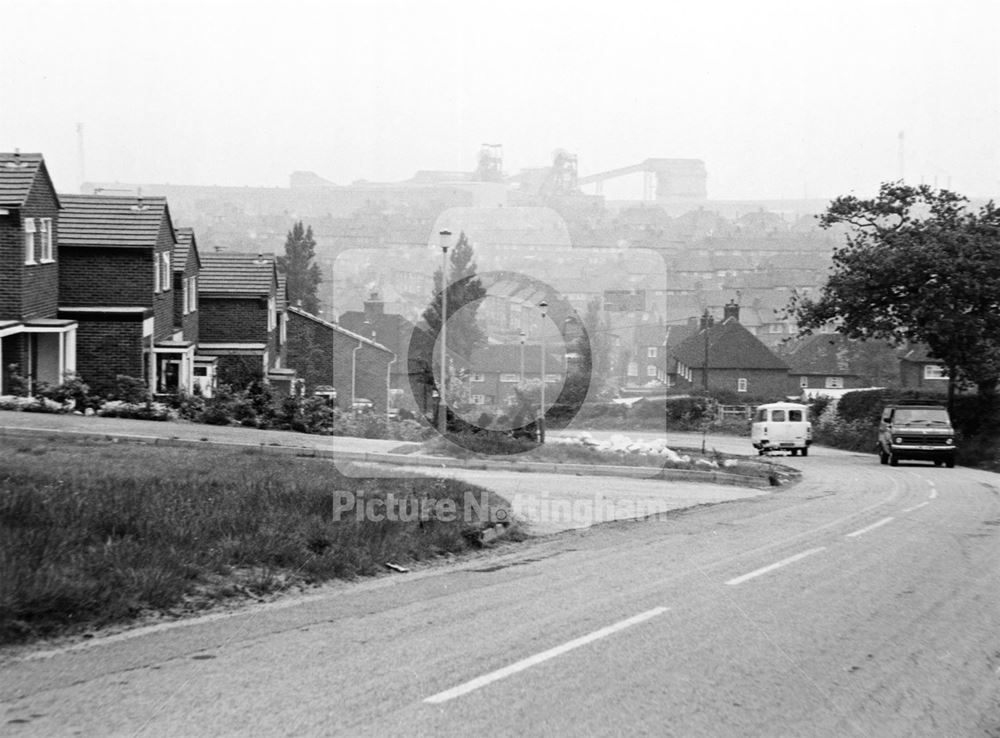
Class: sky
2,0,998,201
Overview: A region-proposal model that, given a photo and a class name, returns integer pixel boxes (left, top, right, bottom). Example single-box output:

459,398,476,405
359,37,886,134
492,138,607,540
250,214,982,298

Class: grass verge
0,435,518,644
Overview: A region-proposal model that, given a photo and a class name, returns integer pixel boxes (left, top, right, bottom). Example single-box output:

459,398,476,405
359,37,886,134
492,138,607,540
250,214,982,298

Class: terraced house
0,152,78,395
56,193,199,396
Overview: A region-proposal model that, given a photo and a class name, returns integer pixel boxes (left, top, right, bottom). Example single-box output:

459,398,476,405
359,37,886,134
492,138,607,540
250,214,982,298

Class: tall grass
0,437,513,644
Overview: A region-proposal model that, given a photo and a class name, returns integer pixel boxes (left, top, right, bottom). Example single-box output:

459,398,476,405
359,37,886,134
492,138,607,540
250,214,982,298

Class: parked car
877,402,956,467
351,397,374,412
751,402,812,456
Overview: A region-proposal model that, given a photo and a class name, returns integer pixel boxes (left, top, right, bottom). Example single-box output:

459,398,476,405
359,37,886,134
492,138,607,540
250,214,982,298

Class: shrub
97,400,173,421
113,375,151,404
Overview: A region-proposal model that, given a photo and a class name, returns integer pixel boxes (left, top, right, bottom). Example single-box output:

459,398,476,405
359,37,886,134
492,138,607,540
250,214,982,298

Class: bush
113,375,151,404
97,400,173,421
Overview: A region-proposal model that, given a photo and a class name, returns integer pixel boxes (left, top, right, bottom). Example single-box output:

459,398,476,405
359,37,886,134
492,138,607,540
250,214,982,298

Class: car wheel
889,452,899,467
790,448,798,457
801,447,809,457
946,456,956,469
934,460,943,467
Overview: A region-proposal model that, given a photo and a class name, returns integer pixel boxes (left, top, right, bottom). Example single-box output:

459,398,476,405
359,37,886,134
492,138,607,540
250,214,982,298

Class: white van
751,402,812,456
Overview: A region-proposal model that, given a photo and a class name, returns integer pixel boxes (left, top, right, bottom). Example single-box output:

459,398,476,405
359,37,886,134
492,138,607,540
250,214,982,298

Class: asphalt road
3,448,1000,736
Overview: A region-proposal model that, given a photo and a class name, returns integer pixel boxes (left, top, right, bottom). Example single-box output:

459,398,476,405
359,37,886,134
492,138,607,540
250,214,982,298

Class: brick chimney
699,309,715,330
363,291,384,320
723,299,740,322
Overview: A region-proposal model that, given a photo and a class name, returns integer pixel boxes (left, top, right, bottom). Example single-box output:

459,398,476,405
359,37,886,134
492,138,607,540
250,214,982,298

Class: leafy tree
277,221,322,314
421,232,487,360
789,182,1000,403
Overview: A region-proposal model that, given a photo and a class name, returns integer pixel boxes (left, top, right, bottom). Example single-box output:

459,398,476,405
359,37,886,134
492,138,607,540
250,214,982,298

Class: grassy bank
0,436,517,644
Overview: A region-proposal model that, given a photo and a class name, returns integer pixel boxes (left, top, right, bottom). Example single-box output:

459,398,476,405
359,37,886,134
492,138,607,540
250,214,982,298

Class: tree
789,182,1000,403
421,232,487,360
277,221,322,314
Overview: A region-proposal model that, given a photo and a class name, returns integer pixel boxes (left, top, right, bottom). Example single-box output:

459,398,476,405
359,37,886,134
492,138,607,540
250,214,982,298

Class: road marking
846,516,894,538
929,487,938,499
902,502,930,513
424,607,668,704
725,547,825,586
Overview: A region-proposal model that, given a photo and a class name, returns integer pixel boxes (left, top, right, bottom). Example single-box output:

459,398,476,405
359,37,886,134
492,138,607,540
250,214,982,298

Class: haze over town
2,0,998,200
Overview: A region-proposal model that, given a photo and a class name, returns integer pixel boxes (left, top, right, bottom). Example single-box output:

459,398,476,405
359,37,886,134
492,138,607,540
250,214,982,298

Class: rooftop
199,252,276,295
58,194,172,249
0,152,51,208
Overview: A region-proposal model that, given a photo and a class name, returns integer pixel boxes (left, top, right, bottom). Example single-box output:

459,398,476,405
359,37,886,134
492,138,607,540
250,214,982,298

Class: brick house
784,333,865,393
338,292,418,391
197,252,291,391
56,194,189,396
285,306,394,412
171,227,219,395
669,302,792,399
624,322,695,387
899,344,950,390
0,152,78,394
466,344,565,410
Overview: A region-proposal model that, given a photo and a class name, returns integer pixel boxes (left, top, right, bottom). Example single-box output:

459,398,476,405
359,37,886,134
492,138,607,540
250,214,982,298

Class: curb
0,424,780,488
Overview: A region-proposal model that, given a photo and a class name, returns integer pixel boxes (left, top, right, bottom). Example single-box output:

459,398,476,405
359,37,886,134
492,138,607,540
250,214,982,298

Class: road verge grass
0,436,516,644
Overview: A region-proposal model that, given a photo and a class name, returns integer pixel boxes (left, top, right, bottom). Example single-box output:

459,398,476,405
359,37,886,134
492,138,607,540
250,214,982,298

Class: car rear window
771,410,786,422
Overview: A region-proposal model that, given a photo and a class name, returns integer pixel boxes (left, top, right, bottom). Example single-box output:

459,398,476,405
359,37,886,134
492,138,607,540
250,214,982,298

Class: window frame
38,218,54,262
737,377,748,393
23,217,36,265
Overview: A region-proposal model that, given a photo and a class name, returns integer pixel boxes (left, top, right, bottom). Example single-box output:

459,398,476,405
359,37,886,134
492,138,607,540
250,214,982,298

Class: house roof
0,152,58,208
783,333,859,376
671,317,788,370
199,252,277,296
173,227,202,270
58,194,174,249
287,306,392,354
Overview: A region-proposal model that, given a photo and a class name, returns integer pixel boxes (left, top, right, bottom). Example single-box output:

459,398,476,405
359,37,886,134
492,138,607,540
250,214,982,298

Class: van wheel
790,448,798,457
889,452,899,467
879,448,888,465
801,447,809,457
934,460,943,467
946,456,956,469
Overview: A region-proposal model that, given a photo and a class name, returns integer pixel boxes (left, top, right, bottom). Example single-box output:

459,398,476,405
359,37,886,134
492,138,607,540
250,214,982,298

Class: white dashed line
846,516,894,538
425,607,669,704
902,502,930,513
725,547,826,586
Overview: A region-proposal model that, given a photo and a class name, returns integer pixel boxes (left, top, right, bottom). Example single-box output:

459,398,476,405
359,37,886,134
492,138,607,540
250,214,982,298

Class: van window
755,409,768,422
788,410,803,422
771,410,786,422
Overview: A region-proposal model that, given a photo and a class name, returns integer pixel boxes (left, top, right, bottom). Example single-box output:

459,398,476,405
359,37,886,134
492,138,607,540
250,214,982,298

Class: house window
499,373,519,383
153,256,160,293
647,365,658,377
647,347,657,358
187,276,198,313
23,217,36,264
160,253,171,292
267,296,276,332
768,323,783,334
279,311,287,345
182,279,189,315
38,218,53,261
923,364,948,380
799,376,809,389
737,377,748,392
471,394,486,405
825,376,844,389
471,373,485,383
627,362,638,377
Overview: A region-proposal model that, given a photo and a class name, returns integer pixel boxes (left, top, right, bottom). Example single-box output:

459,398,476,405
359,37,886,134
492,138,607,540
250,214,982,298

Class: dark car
877,403,956,467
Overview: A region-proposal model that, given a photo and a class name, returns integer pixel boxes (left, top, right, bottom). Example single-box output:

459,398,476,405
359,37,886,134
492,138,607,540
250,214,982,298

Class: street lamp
538,300,548,443
438,229,452,434
519,329,526,383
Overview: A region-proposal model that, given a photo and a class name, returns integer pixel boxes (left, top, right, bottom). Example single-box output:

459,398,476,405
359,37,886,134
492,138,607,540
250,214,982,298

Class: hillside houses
0,152,395,411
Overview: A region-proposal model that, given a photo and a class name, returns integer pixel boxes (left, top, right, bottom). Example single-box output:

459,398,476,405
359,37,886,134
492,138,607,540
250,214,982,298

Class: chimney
723,299,740,322
364,291,384,319
699,309,715,330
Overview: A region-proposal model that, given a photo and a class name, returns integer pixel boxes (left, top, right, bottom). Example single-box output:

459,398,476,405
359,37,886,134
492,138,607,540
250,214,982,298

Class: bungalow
784,333,864,392
466,343,564,410
0,152,78,394
285,305,394,412
57,193,185,396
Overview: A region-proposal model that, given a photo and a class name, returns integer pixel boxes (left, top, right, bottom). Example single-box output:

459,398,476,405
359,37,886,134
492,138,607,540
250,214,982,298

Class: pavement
0,411,777,536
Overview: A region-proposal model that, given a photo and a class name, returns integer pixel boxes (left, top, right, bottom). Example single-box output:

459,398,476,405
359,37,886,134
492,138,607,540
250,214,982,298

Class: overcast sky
2,0,997,200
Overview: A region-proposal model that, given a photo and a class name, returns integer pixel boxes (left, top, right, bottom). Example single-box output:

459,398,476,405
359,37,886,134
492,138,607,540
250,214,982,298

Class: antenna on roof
4,148,28,170
130,187,148,211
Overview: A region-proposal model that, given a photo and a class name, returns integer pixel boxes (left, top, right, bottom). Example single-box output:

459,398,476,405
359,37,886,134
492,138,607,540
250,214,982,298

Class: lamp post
438,229,451,435
702,309,713,392
538,300,548,443
519,329,526,383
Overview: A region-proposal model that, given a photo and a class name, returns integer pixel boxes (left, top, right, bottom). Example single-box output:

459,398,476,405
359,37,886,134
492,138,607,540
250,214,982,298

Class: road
3,447,1000,736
